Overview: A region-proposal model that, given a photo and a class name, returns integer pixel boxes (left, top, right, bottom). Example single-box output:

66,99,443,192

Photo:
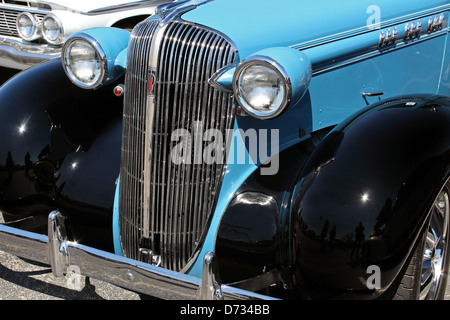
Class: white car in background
0,0,173,69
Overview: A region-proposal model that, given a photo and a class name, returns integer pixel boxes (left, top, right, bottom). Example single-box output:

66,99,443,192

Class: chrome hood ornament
156,0,213,24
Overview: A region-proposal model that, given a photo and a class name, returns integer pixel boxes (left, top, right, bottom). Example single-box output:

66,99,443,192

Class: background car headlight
233,57,291,119
16,12,40,41
42,15,64,45
62,35,106,89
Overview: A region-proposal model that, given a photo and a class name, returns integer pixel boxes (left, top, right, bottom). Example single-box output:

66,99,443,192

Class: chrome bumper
0,36,61,69
0,211,273,300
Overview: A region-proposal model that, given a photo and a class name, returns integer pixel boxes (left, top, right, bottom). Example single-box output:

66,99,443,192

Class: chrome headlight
42,15,64,45
233,56,291,119
62,28,130,89
16,12,40,41
231,48,312,120
62,35,106,89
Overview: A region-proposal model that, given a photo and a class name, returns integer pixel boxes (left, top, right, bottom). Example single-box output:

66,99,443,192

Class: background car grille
119,18,237,272
0,9,45,37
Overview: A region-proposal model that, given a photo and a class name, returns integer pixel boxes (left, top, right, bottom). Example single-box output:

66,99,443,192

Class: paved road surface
0,250,139,300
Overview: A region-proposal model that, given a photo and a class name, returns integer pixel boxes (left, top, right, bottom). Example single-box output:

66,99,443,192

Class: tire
394,178,450,300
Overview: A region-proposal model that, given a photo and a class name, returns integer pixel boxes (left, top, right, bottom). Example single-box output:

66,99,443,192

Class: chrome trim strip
208,63,236,93
291,8,450,76
87,0,172,15
120,18,160,260
158,0,213,27
0,213,275,300
142,19,167,240
0,35,60,68
48,211,70,277
0,4,51,14
198,251,223,299
310,28,448,76
291,5,450,51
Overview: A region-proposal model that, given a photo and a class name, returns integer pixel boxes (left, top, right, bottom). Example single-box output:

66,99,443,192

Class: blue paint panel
113,176,123,255
182,0,449,59
438,14,450,95
187,118,258,277
187,105,307,276
308,35,446,131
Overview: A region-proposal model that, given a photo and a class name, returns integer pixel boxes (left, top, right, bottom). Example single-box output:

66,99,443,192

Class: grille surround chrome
119,17,238,272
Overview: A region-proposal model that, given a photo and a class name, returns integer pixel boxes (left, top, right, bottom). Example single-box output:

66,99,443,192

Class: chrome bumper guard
0,211,273,300
0,36,61,69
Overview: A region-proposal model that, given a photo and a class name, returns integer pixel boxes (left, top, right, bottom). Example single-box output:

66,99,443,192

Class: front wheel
395,179,450,300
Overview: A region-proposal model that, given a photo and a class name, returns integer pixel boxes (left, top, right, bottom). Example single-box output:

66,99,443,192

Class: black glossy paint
215,138,317,288
0,60,123,251
217,95,450,299
216,192,279,283
289,96,450,298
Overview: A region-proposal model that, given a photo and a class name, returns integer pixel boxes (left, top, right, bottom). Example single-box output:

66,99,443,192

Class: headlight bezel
233,55,292,119
42,14,64,45
16,12,41,41
62,33,107,89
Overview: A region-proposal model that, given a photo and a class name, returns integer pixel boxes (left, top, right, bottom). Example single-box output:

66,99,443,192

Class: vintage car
0,0,449,300
0,0,173,70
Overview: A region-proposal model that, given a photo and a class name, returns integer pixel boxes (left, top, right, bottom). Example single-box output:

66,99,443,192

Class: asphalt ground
0,250,139,300
0,68,450,301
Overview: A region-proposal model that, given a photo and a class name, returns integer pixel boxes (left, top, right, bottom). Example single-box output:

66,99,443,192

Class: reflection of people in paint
351,222,365,260
329,225,336,251
320,220,329,252
25,152,33,179
5,151,14,185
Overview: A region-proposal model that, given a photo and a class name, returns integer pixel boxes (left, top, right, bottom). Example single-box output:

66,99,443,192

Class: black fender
289,95,450,298
216,95,450,299
215,132,319,287
0,60,123,250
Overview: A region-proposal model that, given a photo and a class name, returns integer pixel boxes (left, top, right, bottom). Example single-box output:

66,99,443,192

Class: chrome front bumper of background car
0,210,273,300
0,36,61,69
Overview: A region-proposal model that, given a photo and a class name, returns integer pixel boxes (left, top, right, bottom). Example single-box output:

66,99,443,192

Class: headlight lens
16,12,40,41
234,57,291,119
42,15,64,44
239,65,285,111
63,37,106,88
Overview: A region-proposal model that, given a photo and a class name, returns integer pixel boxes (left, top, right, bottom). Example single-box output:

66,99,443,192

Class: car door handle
362,90,384,97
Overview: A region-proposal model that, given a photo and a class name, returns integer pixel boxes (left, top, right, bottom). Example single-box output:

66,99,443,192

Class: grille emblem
148,70,156,95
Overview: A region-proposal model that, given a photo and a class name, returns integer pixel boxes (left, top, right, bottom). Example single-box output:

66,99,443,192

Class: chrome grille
0,9,45,37
119,19,237,272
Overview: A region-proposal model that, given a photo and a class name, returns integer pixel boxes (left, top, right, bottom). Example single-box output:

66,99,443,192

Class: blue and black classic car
0,0,449,300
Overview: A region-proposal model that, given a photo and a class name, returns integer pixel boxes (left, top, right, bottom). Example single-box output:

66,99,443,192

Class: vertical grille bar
120,19,237,272
119,19,159,260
